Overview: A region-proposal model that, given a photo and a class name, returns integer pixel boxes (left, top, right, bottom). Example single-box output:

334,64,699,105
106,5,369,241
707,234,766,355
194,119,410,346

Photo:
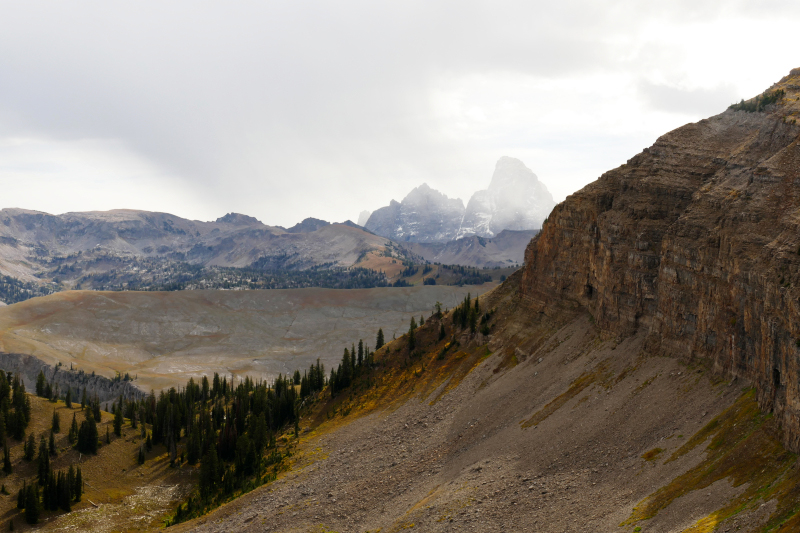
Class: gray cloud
0,1,798,225
638,82,739,115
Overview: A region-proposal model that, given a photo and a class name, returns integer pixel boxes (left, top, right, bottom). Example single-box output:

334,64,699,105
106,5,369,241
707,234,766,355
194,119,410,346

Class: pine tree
49,430,56,456
74,467,82,502
2,439,11,474
65,388,72,409
16,480,25,510
37,436,50,485
439,322,446,341
77,409,98,454
24,484,39,524
52,409,60,433
376,328,385,350
24,434,35,461
35,371,46,397
80,387,87,409
68,413,78,445
113,403,123,436
137,444,145,465
357,340,364,366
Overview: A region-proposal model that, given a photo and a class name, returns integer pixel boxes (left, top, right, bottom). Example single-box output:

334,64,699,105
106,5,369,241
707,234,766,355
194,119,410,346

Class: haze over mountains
363,156,555,243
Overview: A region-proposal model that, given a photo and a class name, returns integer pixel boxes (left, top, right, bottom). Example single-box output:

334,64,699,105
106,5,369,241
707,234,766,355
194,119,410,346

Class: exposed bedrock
521,69,800,450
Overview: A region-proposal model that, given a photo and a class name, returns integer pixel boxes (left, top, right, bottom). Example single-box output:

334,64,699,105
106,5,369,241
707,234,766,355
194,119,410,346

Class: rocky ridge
521,67,800,451
400,229,535,268
364,184,465,243
364,157,555,243
0,209,399,288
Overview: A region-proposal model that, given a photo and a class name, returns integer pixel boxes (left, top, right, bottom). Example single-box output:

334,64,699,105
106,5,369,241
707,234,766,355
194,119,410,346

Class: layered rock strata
521,68,800,450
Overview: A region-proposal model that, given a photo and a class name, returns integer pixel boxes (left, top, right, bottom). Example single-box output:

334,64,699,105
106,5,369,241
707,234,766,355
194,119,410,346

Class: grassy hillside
0,390,192,531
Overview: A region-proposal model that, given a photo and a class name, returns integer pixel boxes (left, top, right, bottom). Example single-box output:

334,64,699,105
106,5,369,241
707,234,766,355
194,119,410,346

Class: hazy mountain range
362,156,555,243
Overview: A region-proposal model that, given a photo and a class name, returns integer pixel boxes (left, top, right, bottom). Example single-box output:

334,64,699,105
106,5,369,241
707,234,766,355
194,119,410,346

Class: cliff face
521,68,800,450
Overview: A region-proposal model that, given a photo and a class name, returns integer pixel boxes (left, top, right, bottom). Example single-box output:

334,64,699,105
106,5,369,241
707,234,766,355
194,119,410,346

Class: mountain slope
400,228,535,268
521,67,800,451
0,209,399,287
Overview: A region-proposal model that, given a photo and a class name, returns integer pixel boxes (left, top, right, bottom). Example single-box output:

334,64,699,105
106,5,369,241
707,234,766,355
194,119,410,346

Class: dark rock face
520,69,800,450
365,184,465,243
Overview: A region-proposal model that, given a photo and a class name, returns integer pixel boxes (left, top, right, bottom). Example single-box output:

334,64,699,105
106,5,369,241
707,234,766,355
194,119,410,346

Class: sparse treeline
165,360,336,525
329,339,375,396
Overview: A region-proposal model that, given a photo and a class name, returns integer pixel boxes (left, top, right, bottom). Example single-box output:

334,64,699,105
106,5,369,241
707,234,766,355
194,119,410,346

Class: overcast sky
1,1,798,227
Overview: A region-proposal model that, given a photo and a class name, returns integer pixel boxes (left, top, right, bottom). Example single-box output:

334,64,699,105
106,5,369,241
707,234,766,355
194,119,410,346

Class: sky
1,1,798,228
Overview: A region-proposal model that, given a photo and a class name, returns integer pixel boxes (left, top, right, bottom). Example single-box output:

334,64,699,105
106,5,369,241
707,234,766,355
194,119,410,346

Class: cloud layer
1,1,798,226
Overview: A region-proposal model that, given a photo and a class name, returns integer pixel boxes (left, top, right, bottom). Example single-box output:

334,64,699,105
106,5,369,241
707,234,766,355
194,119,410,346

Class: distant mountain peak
215,213,263,226
284,217,330,233
363,157,554,243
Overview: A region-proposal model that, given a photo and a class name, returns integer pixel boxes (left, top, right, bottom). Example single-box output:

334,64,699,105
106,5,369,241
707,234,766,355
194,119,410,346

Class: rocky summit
365,157,555,243
458,156,555,239
364,183,466,242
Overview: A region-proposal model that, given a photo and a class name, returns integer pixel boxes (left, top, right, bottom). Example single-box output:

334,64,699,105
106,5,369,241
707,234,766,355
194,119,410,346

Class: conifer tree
49,430,56,456
68,413,78,445
16,480,25,509
65,388,72,409
52,409,60,433
376,328,385,350
25,483,41,524
74,467,82,502
37,436,50,485
35,371,46,397
2,440,11,474
23,434,35,461
113,403,123,436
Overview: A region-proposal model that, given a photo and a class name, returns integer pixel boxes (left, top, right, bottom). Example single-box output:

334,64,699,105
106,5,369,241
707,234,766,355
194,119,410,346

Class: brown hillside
0,285,491,391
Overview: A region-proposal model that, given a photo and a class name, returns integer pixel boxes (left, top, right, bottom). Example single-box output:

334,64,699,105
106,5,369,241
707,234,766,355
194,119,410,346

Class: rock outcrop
520,68,800,450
